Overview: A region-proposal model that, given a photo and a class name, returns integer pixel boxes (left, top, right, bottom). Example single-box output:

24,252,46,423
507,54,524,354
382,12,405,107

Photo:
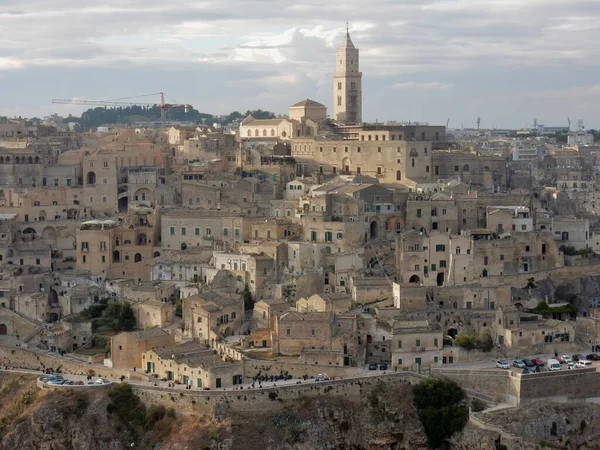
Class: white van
547,359,561,371
575,360,593,369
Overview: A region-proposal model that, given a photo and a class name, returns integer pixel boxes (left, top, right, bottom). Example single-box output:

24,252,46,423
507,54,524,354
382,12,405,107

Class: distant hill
62,107,276,129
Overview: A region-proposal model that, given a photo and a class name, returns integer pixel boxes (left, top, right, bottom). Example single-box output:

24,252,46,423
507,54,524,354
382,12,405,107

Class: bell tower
333,23,362,124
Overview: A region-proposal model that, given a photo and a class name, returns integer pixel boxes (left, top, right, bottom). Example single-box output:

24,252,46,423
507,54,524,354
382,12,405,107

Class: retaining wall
134,373,417,415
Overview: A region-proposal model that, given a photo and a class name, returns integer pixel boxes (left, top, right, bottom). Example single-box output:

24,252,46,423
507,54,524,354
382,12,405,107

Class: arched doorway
86,171,96,185
22,227,37,240
181,243,188,251
396,170,402,181
0,324,7,335
436,272,444,286
42,226,57,244
370,221,378,240
153,251,161,258
447,328,458,339
118,196,128,212
134,253,142,263
342,157,352,174
409,275,420,284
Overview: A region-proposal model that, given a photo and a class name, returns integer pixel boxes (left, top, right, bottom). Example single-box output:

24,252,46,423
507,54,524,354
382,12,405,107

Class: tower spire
346,22,349,36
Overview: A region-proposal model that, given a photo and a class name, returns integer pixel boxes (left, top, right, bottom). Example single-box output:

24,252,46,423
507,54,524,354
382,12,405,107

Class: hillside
2,372,600,450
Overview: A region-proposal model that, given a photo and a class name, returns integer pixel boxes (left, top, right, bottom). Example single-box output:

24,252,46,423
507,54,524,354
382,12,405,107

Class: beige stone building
132,299,173,329
182,290,244,339
110,328,175,370
142,341,243,388
392,320,444,368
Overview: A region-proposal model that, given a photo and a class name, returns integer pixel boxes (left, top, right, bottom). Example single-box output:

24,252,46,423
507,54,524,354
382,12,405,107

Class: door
344,356,350,366
167,371,174,381
0,324,7,335
146,362,154,373
498,336,504,345
216,378,222,388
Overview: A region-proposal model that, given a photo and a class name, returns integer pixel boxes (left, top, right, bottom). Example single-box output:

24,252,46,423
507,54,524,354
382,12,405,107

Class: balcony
412,346,426,352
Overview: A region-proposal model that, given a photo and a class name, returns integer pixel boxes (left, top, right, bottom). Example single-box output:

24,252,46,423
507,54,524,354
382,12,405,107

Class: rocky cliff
2,372,600,450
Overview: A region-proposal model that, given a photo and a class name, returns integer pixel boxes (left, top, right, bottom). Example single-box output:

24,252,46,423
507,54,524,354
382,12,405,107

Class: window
454,165,459,172
442,208,447,215
397,341,402,348
311,329,316,336
36,258,40,265
416,339,421,347
484,256,488,265
82,255,86,263
439,260,446,268
431,264,436,271
377,167,382,175
103,161,108,168
195,227,200,236
325,231,333,242
435,244,445,252
378,147,381,153
206,228,212,236
235,228,240,237
500,254,504,261
482,269,488,277
337,96,342,106
336,232,344,240
338,81,342,90
397,358,403,365
310,231,317,241
286,329,291,335
223,228,229,237
416,209,422,218
181,227,186,236
434,338,438,347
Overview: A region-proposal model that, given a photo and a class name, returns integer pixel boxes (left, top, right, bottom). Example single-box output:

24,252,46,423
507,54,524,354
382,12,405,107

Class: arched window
463,164,470,172
134,253,142,263
281,131,287,138
432,222,438,230
396,170,402,181
34,201,40,206
254,130,259,137
15,157,20,164
455,246,461,254
86,171,96,185
0,157,3,164
271,129,275,136
482,269,488,277
34,157,39,163
247,130,251,137
483,166,490,171
28,156,33,164
263,129,267,137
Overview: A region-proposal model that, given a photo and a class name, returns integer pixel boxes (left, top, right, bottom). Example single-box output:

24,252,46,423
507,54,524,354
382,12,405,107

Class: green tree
454,334,477,350
118,303,136,331
413,378,469,449
241,285,253,311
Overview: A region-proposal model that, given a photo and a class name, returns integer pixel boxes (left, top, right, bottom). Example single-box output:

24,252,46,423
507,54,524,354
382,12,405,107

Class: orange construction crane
52,92,190,123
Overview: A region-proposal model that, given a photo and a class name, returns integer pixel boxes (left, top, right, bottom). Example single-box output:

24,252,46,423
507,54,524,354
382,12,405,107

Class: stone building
182,290,244,340
142,341,243,388
391,320,444,368
110,328,175,370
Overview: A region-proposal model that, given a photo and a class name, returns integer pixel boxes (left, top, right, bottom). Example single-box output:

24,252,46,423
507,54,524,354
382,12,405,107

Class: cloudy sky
1,0,599,129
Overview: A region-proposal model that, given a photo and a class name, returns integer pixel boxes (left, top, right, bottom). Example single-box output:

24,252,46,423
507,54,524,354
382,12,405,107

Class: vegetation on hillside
454,333,494,352
77,299,136,332
413,378,469,449
62,107,276,129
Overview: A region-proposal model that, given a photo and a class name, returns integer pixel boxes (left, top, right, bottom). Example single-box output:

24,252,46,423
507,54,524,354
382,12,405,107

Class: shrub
455,335,477,350
413,378,469,449
470,397,486,412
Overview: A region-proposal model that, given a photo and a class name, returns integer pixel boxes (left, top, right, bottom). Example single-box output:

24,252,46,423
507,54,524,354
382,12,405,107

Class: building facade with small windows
110,329,175,370
391,320,444,369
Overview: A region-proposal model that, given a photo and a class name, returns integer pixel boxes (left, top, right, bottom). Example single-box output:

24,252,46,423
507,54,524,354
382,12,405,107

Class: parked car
576,360,593,369
379,363,388,370
566,362,575,370
513,360,526,368
315,373,329,382
559,355,572,364
95,378,105,385
368,363,379,370
522,359,534,368
530,358,545,366
572,354,583,362
496,360,510,370
522,367,536,374
586,353,600,361
547,359,561,371
75,381,84,385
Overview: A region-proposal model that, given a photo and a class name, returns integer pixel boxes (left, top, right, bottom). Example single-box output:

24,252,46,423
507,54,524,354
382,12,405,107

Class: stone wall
430,368,512,403
514,368,600,406
0,346,148,381
134,372,417,416
242,358,361,379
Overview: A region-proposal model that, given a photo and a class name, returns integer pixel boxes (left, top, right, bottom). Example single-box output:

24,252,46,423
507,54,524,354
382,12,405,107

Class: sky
1,0,599,129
